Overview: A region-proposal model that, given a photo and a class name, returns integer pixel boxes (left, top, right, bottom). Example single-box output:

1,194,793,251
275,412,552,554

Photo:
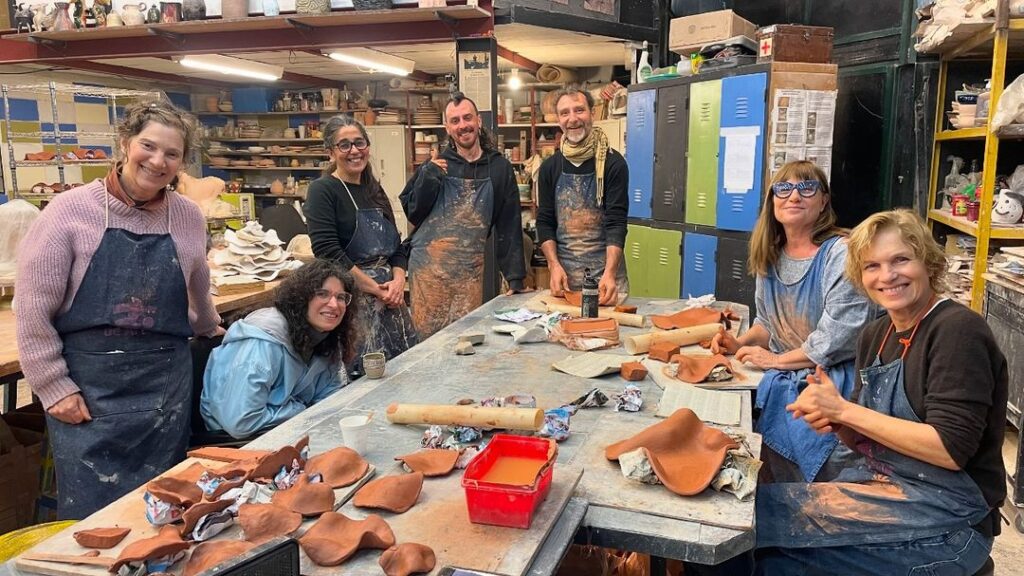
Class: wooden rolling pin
386,403,544,431
624,323,721,355
542,302,645,328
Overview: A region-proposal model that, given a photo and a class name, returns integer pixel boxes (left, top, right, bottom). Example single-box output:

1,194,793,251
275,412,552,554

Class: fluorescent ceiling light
323,48,415,77
179,54,283,82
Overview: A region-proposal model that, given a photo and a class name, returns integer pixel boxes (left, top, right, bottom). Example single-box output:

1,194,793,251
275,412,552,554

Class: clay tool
624,323,721,355
386,403,544,431
19,552,116,569
540,301,645,327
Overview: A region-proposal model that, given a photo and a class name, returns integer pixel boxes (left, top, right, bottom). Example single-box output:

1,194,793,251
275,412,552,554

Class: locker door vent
735,96,750,120
658,247,670,266
694,253,706,273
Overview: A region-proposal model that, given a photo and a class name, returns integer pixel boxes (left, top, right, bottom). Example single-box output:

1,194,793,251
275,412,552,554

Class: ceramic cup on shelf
362,352,386,379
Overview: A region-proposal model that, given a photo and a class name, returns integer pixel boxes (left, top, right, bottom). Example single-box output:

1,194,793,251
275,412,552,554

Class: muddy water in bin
480,457,547,486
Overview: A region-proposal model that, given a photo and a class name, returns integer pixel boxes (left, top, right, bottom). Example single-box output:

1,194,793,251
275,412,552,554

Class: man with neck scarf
536,87,629,305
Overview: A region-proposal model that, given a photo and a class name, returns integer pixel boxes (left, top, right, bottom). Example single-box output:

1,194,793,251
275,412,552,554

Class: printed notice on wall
769,89,836,180
458,51,493,112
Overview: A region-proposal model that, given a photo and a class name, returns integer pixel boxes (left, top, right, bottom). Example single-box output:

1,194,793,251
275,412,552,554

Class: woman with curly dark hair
200,259,355,438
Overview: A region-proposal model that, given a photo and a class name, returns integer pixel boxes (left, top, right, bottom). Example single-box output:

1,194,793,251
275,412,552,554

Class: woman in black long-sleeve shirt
304,116,418,376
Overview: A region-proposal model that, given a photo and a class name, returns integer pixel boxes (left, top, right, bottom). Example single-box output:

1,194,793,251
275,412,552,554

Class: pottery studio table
4,292,761,576
0,281,280,412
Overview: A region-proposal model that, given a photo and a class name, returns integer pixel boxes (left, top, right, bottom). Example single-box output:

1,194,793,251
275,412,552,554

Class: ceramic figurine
14,4,34,33
262,0,279,16
182,0,205,20
51,2,75,31
121,3,147,25
31,3,57,32
993,189,1024,224
146,3,160,23
91,0,109,27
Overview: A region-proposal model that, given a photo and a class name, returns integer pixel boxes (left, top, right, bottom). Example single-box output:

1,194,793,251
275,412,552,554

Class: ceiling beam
495,44,540,74
0,19,492,66
60,59,237,88
298,49,435,83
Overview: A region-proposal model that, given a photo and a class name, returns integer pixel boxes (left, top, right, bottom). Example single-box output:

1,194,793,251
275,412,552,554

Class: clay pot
121,3,147,26
269,179,285,195
111,525,191,573
299,512,395,567
182,0,206,20
238,503,303,545
353,472,423,513
220,0,248,19
73,527,131,549
305,446,369,488
379,543,437,576
184,540,255,576
394,449,459,477
271,473,335,517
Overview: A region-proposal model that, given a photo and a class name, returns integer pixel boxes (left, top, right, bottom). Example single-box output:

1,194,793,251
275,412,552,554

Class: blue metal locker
682,232,717,299
625,89,656,219
717,73,767,232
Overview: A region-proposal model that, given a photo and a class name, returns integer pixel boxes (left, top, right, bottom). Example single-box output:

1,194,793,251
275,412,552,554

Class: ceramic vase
159,1,181,23
51,2,75,31
106,10,124,26
146,3,160,23
121,3,147,26
262,0,279,16
182,0,205,20
295,0,330,15
221,0,248,19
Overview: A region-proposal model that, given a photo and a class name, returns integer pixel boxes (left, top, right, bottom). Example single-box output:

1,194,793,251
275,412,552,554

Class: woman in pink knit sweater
14,101,222,519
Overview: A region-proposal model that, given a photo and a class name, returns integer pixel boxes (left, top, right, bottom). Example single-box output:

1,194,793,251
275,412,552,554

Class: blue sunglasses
771,180,821,199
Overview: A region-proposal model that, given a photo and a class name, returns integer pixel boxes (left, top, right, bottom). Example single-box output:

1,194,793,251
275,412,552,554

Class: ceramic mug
362,352,386,379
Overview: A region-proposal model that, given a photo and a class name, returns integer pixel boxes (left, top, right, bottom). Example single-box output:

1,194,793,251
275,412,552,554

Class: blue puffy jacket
201,307,346,438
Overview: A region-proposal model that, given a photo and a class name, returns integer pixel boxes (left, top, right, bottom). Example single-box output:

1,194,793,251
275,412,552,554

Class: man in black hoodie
400,93,526,338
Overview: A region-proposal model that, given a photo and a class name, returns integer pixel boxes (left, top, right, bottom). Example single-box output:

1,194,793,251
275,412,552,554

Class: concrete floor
8,381,1024,573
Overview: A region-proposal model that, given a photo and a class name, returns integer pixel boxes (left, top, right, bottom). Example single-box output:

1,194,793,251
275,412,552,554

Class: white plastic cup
339,415,371,454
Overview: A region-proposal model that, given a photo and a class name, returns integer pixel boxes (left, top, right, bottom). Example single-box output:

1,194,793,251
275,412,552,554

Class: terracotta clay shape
562,290,583,307
237,503,303,545
206,465,249,500
72,527,130,549
352,472,424,513
186,446,271,463
614,304,638,314
146,476,203,507
85,149,107,159
394,449,459,477
605,408,739,496
179,498,234,539
270,473,335,517
183,540,256,576
647,342,681,363
305,446,369,488
620,361,648,382
110,525,192,573
559,317,619,340
250,435,309,481
379,542,437,576
668,354,735,383
168,462,209,484
299,512,396,567
650,306,737,330
24,151,56,161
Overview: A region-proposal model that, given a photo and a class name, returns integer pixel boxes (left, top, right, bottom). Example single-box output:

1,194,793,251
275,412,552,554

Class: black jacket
399,146,526,290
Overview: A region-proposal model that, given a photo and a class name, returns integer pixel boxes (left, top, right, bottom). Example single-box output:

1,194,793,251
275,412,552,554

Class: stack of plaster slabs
211,221,303,284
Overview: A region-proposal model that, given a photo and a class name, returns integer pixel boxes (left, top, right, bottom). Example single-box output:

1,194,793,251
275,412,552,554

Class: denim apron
335,178,418,376
553,165,628,295
757,299,991,549
408,162,494,339
754,235,856,481
47,191,192,519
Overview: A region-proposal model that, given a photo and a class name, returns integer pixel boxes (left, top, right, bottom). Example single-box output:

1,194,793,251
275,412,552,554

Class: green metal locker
625,224,649,297
647,228,682,299
685,79,722,227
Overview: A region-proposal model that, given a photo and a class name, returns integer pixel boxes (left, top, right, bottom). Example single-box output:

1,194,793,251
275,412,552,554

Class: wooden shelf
14,159,112,167
211,138,321,143
207,151,328,157
500,123,560,128
935,127,987,141
928,209,1024,239
198,111,337,116
206,165,322,171
410,124,445,129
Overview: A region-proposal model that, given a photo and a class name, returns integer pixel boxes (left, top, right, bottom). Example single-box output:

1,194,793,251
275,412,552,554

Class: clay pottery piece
106,11,123,25
650,306,737,331
558,317,619,340
250,435,308,481
111,525,191,573
73,527,130,549
146,476,203,507
379,543,437,576
179,498,233,539
237,503,303,545
295,0,330,15
220,0,247,19
186,446,270,463
353,472,424,513
647,342,680,363
146,3,160,23
605,408,739,496
669,354,735,383
394,449,459,477
50,2,74,31
159,1,181,23
205,95,220,112
299,512,396,567
182,0,205,20
615,304,638,314
620,361,648,382
121,3,147,25
183,540,255,576
562,290,582,307
271,473,335,517
269,179,285,195
304,446,369,488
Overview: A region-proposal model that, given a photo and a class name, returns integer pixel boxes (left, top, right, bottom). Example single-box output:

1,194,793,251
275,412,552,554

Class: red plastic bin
461,434,557,529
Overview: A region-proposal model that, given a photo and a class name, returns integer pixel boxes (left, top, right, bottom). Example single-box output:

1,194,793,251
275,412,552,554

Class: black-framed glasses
314,289,352,305
334,138,368,153
771,180,821,199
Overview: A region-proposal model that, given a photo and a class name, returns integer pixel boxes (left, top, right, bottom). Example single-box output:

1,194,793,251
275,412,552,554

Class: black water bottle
581,268,599,318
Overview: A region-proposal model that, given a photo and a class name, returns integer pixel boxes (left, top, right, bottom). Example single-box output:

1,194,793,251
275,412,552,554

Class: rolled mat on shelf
537,64,578,84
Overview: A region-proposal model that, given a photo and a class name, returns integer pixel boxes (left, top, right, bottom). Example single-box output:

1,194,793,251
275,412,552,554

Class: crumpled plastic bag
993,73,1024,130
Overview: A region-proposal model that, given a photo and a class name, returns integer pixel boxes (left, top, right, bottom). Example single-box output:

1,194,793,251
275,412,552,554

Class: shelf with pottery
205,166,323,171
196,111,341,117
210,138,322,143
13,159,113,167
928,209,1024,239
211,151,328,157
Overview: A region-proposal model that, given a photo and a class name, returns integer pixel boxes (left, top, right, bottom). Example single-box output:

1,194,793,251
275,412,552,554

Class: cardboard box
670,10,758,56
0,416,43,534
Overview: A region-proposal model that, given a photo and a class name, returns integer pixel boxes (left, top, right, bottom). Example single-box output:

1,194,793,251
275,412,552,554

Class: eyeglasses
334,138,368,153
771,180,821,199
314,289,352,305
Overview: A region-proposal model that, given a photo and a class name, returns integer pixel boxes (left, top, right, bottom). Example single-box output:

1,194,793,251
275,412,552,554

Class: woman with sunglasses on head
201,259,356,439
303,116,418,378
710,160,877,483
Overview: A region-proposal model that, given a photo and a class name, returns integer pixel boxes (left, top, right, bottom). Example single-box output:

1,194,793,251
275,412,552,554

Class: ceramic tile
8,121,40,143
80,166,107,182
4,98,39,122
57,99,77,124
75,102,110,125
